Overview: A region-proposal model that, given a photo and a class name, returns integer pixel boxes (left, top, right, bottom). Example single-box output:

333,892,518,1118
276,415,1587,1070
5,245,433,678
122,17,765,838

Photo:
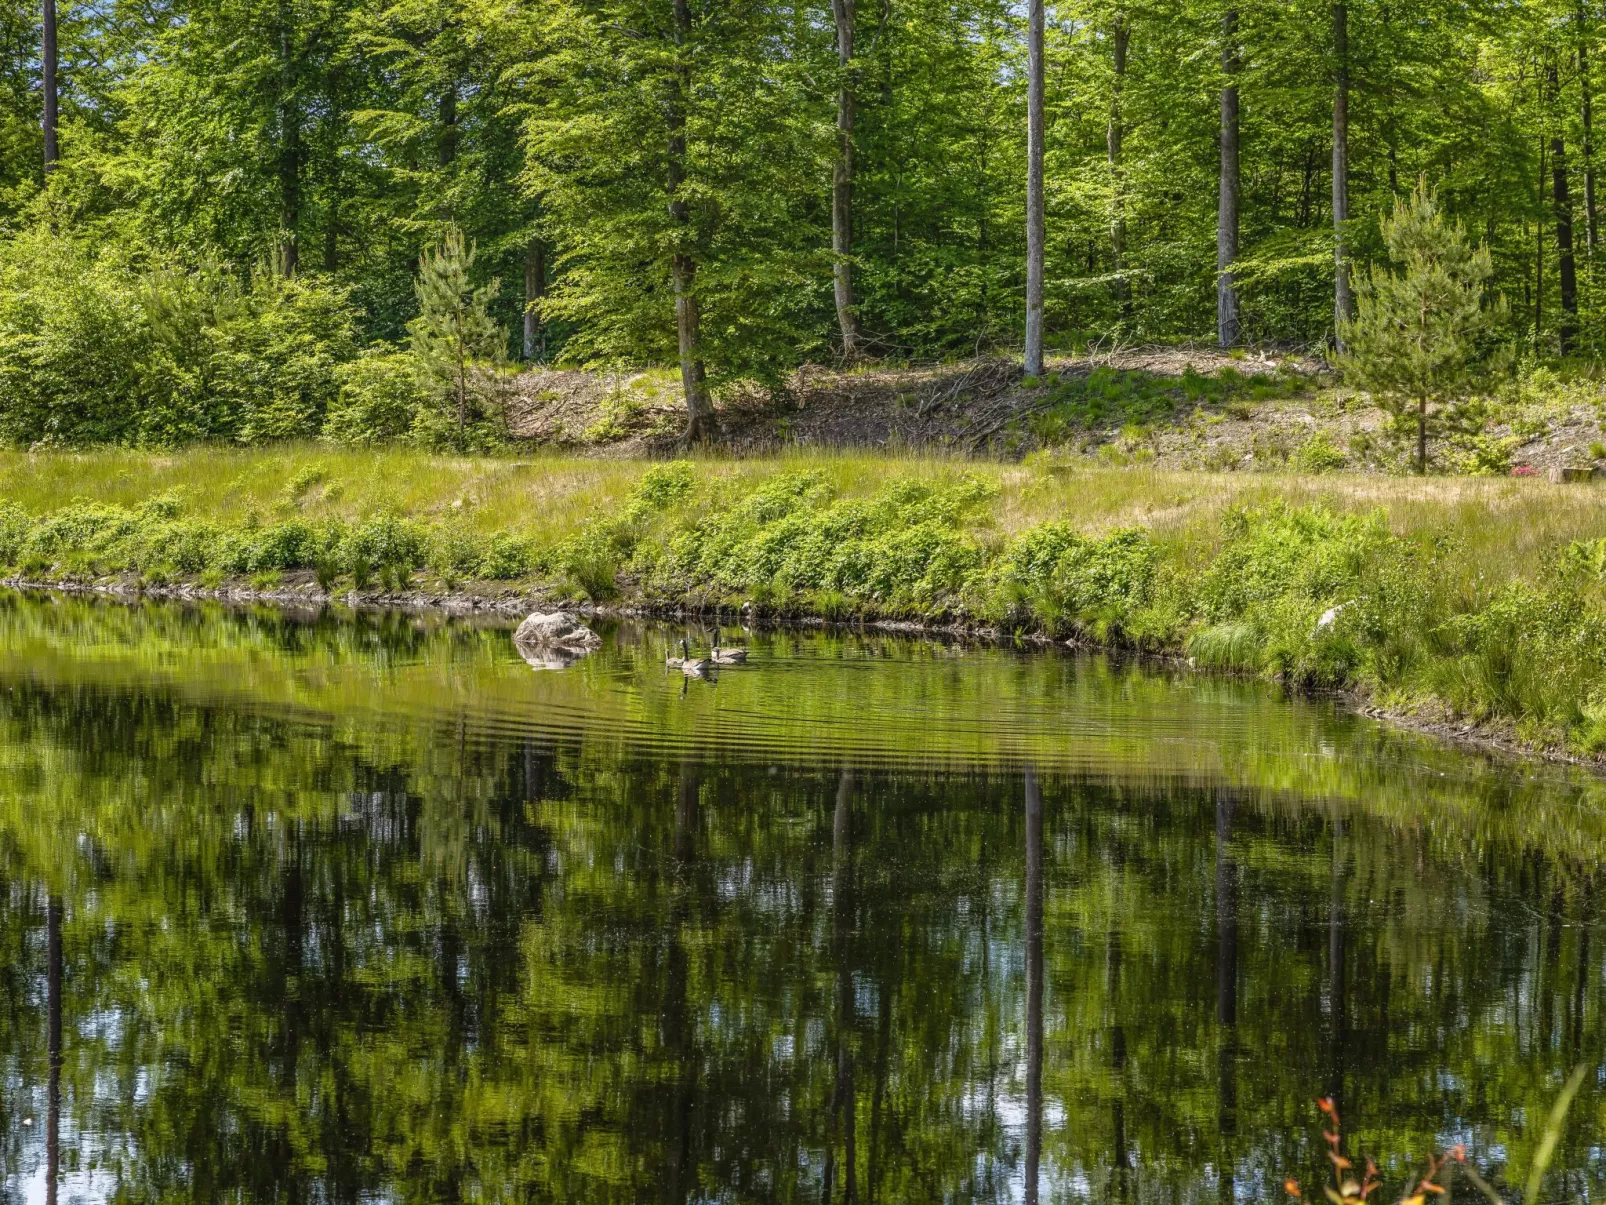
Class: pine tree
408,227,507,451
1339,181,1503,473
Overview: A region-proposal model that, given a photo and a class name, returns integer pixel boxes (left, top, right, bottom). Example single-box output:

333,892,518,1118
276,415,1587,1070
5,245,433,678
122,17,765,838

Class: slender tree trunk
46,895,62,1205
1332,0,1352,346
1538,135,1547,339
1217,11,1241,347
523,241,545,362
1552,59,1580,351
1583,10,1599,253
277,0,299,273
668,0,715,442
41,0,58,170
831,0,862,359
1108,15,1131,319
1024,0,1046,375
1023,769,1043,1205
456,310,467,451
1416,395,1426,473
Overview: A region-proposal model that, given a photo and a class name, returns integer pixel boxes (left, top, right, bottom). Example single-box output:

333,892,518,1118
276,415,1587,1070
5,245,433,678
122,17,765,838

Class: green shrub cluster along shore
5,448,1606,756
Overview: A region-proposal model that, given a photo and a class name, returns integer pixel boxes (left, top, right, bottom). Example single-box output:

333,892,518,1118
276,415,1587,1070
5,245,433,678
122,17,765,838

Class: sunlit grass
6,446,1605,583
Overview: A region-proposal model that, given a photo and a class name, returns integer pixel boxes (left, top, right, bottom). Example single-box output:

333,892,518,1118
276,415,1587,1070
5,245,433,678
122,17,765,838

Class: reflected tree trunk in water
1109,920,1129,1196
1024,768,1044,1205
46,894,62,1205
665,765,698,1204
1571,876,1593,1060
1215,794,1238,1205
825,769,857,1203
1327,818,1346,1117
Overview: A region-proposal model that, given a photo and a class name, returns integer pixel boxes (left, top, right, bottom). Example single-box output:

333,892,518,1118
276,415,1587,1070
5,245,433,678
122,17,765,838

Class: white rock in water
513,611,601,649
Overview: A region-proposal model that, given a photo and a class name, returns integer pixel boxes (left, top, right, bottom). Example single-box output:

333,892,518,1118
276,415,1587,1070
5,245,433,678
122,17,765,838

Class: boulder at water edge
513,611,602,649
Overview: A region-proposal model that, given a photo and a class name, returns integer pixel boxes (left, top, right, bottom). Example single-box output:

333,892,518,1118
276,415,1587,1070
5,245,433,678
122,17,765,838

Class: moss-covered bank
5,446,1606,756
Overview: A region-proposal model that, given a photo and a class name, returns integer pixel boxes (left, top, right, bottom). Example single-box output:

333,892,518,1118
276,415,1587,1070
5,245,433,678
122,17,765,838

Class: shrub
324,346,431,446
0,228,358,448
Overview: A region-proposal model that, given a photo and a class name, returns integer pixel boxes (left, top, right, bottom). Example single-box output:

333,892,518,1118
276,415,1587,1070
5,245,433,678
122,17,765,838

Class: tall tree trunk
1552,59,1579,351
1217,11,1241,347
1023,769,1043,1205
277,0,299,273
1583,9,1599,253
1538,135,1546,339
1108,15,1131,318
41,0,58,170
1024,0,1046,375
46,895,62,1205
523,242,545,362
831,0,862,359
668,0,715,442
1332,0,1352,346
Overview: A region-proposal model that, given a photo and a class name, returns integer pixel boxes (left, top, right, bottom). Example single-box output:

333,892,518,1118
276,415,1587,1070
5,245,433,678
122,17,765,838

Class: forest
0,0,1600,446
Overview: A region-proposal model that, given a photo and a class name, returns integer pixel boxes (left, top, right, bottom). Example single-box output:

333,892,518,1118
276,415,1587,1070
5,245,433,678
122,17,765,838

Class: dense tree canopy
0,0,1601,432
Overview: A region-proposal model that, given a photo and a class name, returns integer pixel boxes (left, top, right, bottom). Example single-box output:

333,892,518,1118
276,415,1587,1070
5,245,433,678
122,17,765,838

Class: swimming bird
681,643,713,676
710,627,747,664
666,639,687,669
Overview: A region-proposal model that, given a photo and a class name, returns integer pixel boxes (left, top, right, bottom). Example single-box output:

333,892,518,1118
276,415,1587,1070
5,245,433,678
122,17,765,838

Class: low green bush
0,230,358,448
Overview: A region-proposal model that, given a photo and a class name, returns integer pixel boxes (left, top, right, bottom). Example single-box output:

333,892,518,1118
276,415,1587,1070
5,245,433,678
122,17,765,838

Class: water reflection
0,592,1603,1203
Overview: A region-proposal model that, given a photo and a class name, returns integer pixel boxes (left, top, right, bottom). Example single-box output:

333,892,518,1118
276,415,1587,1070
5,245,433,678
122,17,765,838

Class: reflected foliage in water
0,592,1603,1203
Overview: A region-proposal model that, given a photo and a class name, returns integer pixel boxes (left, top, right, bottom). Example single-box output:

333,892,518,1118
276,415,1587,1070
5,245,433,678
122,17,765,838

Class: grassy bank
5,446,1606,755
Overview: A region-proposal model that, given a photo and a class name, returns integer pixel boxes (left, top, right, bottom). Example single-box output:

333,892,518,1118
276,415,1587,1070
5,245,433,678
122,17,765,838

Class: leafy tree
407,226,506,451
1340,181,1504,472
523,0,826,438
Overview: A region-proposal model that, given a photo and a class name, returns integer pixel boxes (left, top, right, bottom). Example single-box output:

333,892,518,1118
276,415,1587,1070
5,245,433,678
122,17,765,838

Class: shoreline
3,571,1588,776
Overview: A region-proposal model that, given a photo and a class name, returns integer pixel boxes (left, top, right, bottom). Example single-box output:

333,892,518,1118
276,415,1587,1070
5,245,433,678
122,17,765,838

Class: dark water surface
1,591,1604,1203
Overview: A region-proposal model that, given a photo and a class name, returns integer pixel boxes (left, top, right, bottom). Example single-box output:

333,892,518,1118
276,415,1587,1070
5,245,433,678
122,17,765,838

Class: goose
710,627,748,664
666,638,687,669
674,642,706,681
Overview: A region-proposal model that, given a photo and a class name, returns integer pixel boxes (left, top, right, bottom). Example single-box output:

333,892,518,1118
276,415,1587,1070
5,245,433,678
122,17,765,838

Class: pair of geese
667,628,748,673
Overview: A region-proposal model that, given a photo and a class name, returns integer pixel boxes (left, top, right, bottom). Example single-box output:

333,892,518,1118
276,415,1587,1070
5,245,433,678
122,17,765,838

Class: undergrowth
4,454,1606,755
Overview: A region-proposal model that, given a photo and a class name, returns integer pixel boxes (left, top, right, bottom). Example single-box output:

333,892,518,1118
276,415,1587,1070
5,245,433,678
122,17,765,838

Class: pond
0,591,1602,1203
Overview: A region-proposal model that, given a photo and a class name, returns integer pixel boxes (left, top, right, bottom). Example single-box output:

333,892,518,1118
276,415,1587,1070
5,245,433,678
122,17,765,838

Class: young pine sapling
1339,181,1504,473
408,229,508,452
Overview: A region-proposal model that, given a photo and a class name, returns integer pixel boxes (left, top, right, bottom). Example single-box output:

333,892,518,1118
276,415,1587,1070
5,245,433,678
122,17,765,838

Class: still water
0,591,1603,1203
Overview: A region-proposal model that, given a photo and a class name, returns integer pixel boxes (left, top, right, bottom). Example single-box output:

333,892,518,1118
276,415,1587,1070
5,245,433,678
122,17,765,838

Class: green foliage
0,231,357,447
1292,431,1348,474
408,229,509,452
645,473,997,613
324,345,432,446
1339,183,1505,472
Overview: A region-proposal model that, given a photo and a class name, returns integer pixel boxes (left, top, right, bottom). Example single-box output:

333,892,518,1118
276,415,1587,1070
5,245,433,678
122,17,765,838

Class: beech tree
523,0,822,438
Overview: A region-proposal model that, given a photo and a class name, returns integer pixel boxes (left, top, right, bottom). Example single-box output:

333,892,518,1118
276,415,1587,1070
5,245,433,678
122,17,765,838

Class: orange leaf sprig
1286,1098,1381,1205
